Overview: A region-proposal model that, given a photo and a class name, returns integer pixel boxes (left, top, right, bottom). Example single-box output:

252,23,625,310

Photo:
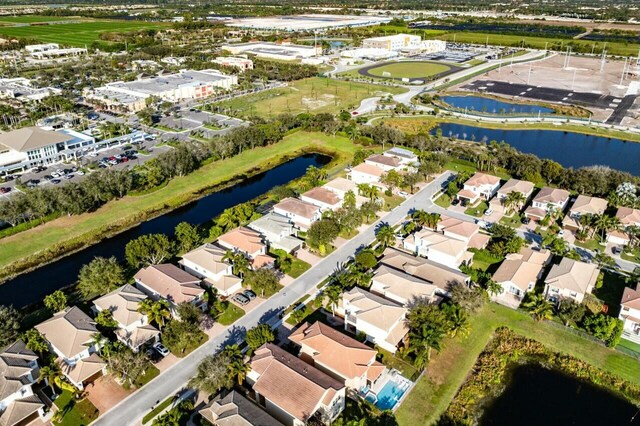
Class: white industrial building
421,39,447,53
226,14,392,32
362,34,422,52
25,43,87,59
85,69,238,112
340,48,399,60
0,127,96,175
0,77,61,102
222,41,321,61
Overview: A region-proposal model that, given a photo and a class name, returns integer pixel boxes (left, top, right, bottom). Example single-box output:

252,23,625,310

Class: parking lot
155,109,248,142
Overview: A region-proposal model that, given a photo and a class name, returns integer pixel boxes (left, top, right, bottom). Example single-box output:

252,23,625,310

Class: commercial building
0,77,61,102
86,69,238,112
226,14,391,32
213,56,254,71
362,34,422,52
221,42,321,61
0,126,96,175
420,39,447,54
340,48,398,60
25,43,87,59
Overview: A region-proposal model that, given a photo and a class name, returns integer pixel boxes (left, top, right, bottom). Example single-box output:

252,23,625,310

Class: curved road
93,172,454,426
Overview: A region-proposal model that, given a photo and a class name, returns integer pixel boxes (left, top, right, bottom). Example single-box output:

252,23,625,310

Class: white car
152,342,170,357
76,170,85,176
398,191,410,198
484,209,494,216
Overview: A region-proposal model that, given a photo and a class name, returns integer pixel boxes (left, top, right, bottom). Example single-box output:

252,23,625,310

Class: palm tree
342,190,356,209
223,250,250,277
578,213,595,239
224,345,248,385
402,221,417,236
375,223,395,248
523,294,554,321
346,125,361,142
503,191,526,216
38,364,77,396
345,268,373,289
594,214,621,242
216,210,239,231
411,209,430,228
357,183,379,201
138,299,171,329
442,304,471,338
324,285,343,316
425,213,441,229
407,325,443,369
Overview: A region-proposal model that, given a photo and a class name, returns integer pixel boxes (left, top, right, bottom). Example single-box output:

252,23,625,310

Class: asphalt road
93,172,454,426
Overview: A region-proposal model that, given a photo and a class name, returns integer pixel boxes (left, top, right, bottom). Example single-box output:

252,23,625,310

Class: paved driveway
92,171,454,426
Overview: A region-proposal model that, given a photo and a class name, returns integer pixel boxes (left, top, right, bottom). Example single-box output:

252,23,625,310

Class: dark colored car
243,290,256,301
451,198,460,206
522,217,531,225
0,187,11,194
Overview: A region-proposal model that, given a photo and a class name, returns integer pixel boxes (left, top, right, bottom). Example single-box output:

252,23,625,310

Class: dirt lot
451,53,639,124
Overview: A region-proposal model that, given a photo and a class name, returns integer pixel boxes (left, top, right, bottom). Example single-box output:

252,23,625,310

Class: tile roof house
384,147,417,165
35,307,106,389
248,213,302,254
619,286,640,345
364,154,401,171
525,187,570,221
92,285,160,352
457,172,501,204
0,341,47,426
608,207,640,246
379,247,469,295
337,288,408,354
322,178,368,207
402,229,470,269
198,390,283,426
273,198,322,231
180,243,243,297
370,265,442,306
217,227,267,259
496,178,535,201
436,216,490,249
544,257,599,304
247,344,345,426
562,195,608,231
300,187,341,212
347,163,385,186
289,322,385,391
134,264,204,312
491,248,552,308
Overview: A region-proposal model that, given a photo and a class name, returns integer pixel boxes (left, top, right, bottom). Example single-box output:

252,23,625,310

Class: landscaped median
395,303,640,425
0,132,359,282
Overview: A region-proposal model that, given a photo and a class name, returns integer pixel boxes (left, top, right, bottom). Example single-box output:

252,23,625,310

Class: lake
433,123,640,175
0,154,330,308
480,364,640,425
441,95,555,115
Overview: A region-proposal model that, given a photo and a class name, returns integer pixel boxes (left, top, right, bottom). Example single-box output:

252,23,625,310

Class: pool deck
360,369,415,412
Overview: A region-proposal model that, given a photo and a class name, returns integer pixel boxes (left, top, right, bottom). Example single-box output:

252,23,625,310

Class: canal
0,154,330,308
433,123,640,175
441,95,555,115
480,364,640,425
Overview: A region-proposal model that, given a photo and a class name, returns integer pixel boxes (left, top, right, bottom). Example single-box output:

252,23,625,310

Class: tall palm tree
411,210,430,228
324,285,343,316
375,224,395,248
342,190,356,209
407,325,444,369
426,213,441,229
223,250,250,277
504,191,526,216
38,364,77,396
138,299,171,329
523,294,554,321
224,345,248,385
442,304,471,338
578,213,596,239
595,214,621,242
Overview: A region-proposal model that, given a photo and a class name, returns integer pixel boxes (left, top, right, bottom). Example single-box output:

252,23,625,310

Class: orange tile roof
218,227,265,255
302,187,340,206
289,322,378,381
134,264,202,304
621,286,640,310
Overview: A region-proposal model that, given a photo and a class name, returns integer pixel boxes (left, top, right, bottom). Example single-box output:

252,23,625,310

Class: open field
432,31,640,56
0,20,168,46
361,61,452,80
395,303,640,425
0,15,89,24
212,77,407,118
375,116,640,142
0,132,359,279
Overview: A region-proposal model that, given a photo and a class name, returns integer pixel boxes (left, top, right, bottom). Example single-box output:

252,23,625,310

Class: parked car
451,198,460,206
521,217,531,225
612,246,622,255
243,290,256,301
232,293,250,306
76,170,85,176
152,342,170,357
0,187,11,194
43,175,53,181
51,179,61,184
484,209,494,216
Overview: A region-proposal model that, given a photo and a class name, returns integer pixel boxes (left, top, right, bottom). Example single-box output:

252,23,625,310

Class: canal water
433,123,640,175
441,95,555,115
480,364,640,425
0,154,330,308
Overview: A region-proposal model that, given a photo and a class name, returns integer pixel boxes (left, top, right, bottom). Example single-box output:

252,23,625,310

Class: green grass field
365,61,452,79
212,77,407,118
395,303,640,426
433,32,640,57
0,20,168,46
0,15,88,24
0,132,359,278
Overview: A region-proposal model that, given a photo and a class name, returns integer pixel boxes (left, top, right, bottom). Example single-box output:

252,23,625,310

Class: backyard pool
365,375,412,411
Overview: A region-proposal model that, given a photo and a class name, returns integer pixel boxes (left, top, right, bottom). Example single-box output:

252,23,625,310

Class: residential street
92,172,454,426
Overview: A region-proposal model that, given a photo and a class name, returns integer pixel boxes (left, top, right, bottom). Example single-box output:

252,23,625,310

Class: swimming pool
370,377,411,411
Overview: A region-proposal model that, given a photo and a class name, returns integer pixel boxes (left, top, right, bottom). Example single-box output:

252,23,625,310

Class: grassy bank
376,115,640,142
0,132,358,282
212,77,407,119
395,303,640,426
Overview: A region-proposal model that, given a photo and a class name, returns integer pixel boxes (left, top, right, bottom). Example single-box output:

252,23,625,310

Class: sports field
0,20,169,46
365,61,453,79
211,77,408,118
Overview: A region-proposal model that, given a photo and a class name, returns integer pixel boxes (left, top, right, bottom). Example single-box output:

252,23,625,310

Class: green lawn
0,15,88,23
217,302,245,326
287,258,311,278
0,132,359,279
465,201,489,217
395,303,640,426
593,271,631,317
574,238,604,251
434,194,452,208
471,250,503,271
618,339,640,355
53,390,99,426
133,364,160,389
212,77,407,118
0,20,169,47
365,61,452,79
142,395,175,424
499,213,523,228
377,348,420,381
